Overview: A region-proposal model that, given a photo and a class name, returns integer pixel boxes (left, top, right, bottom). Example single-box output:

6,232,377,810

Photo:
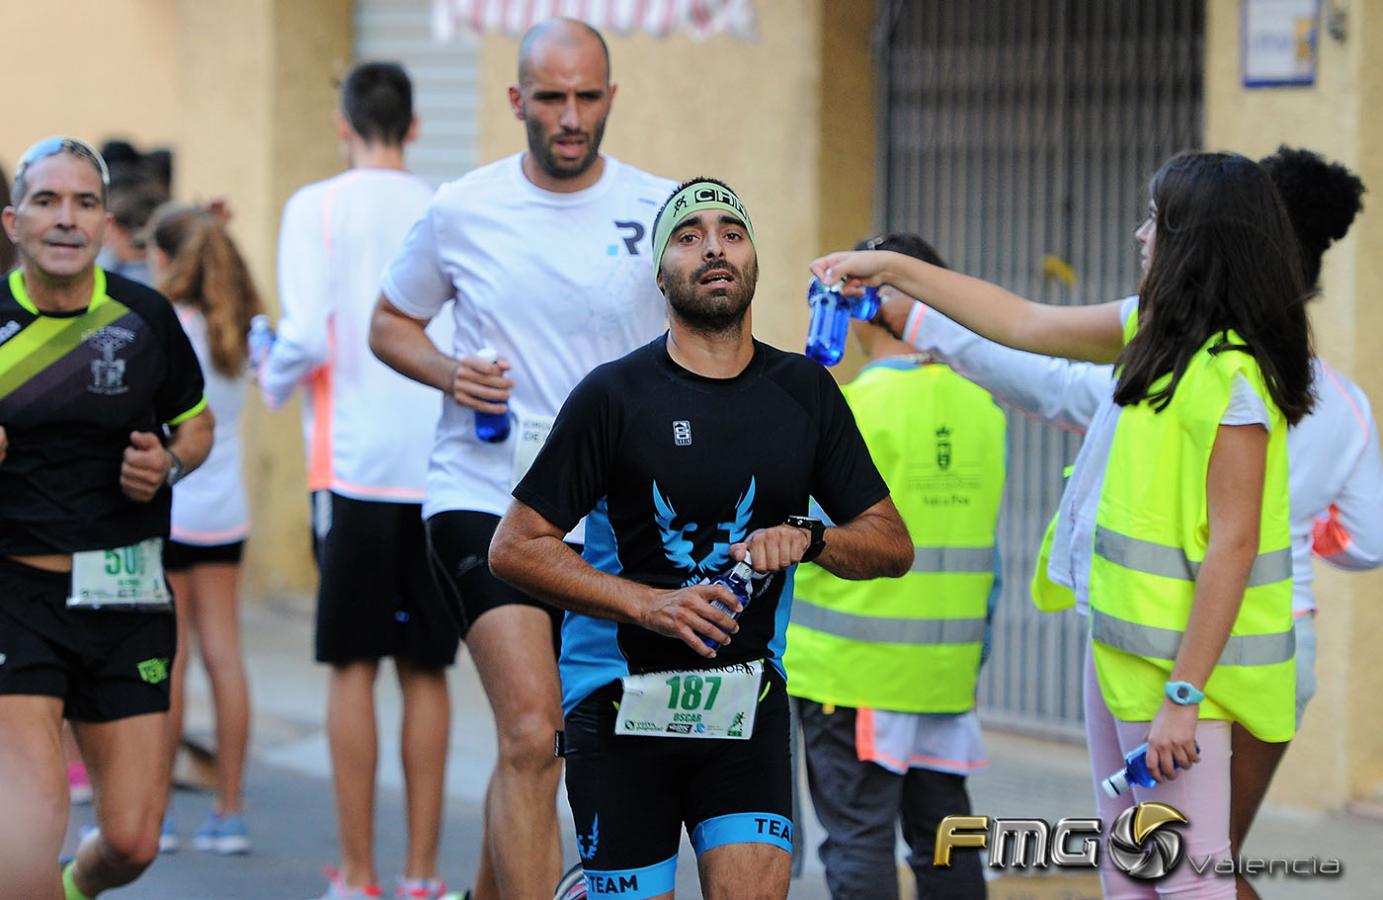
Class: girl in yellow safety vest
811,151,1315,899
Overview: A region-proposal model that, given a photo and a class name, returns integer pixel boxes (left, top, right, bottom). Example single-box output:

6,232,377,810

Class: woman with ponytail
146,201,261,855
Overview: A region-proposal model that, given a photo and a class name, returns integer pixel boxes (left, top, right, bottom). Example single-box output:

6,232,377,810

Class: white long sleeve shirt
265,168,453,503
902,301,1383,616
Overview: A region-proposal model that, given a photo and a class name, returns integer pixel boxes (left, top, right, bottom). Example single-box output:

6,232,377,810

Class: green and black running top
0,268,207,555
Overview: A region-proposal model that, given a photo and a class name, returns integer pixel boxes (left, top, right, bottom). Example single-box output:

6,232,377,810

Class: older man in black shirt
0,137,212,900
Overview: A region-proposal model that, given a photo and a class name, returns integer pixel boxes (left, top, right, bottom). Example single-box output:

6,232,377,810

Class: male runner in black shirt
490,177,911,900
0,138,213,900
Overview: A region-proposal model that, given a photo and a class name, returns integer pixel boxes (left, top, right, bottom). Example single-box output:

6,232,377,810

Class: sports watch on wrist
165,449,186,487
1164,680,1205,705
786,515,826,563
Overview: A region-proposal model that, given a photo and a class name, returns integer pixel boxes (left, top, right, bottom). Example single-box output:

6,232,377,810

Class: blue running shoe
192,811,251,855
158,818,178,854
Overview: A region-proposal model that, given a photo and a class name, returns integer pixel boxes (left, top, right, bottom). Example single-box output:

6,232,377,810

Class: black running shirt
513,336,889,713
0,268,207,555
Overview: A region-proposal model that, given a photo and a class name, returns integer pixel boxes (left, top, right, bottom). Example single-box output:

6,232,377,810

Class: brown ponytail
146,202,263,377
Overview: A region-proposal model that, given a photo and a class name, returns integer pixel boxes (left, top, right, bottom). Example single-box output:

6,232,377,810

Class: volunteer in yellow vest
785,234,1003,900
814,151,1314,900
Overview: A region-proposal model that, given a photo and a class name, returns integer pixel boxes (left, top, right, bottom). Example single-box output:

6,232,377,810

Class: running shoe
67,761,93,805
395,876,447,899
192,811,251,855
158,817,179,854
553,863,587,900
313,866,384,900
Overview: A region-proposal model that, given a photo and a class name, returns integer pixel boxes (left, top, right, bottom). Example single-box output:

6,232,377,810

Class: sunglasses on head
862,233,907,251
15,136,112,188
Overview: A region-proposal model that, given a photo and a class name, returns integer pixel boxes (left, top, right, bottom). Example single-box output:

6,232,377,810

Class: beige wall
2,0,351,598
172,0,352,598
475,0,875,361
1206,0,1383,811
0,0,180,167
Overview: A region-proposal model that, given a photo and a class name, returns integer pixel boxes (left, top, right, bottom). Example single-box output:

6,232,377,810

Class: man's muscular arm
489,500,743,659
813,497,913,579
732,496,912,580
369,295,512,414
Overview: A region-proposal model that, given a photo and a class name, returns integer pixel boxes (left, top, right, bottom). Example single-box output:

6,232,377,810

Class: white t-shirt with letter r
382,153,676,531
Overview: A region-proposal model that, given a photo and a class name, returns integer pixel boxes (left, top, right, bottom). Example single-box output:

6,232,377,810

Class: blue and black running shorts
561,667,793,898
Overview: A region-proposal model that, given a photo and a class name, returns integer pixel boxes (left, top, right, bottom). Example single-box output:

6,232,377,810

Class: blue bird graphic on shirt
579,814,599,861
652,477,756,585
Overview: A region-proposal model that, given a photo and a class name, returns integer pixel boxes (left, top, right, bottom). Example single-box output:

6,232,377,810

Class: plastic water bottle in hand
247,315,275,369
1101,741,1199,797
700,553,771,650
804,278,881,366
473,347,511,443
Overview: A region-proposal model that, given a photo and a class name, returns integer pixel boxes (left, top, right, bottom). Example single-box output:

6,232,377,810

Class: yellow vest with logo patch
784,362,1006,713
1032,323,1295,742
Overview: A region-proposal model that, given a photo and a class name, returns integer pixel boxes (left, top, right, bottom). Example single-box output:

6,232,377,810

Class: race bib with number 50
615,660,763,740
68,537,172,611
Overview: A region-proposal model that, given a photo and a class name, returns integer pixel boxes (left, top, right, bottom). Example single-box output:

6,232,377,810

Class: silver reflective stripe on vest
911,545,993,574
791,597,986,645
1094,526,1292,588
1091,608,1295,667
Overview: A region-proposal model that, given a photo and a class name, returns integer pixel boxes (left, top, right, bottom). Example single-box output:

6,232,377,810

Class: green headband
652,181,756,276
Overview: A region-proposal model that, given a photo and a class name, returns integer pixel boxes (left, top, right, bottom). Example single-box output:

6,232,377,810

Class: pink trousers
1085,645,1235,898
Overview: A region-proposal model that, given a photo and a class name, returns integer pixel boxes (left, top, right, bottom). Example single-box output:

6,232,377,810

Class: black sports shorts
163,539,245,571
561,668,794,898
425,509,566,644
315,492,459,668
0,556,176,722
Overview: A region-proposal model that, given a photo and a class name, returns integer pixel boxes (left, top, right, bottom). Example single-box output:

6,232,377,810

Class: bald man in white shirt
370,18,675,900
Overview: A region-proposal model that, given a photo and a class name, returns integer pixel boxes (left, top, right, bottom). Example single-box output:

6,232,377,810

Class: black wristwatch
164,449,186,487
786,515,826,563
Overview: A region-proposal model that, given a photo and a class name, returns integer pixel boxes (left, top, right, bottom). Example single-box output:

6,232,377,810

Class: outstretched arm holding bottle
809,249,1128,364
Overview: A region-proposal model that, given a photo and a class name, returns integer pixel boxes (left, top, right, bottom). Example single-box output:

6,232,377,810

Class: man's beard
528,114,607,181
663,258,758,333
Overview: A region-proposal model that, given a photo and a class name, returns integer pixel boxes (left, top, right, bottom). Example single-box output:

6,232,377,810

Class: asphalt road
60,599,1383,899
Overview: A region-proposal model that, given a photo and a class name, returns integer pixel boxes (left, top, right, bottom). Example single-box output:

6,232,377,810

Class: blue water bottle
700,554,769,650
804,278,881,367
473,346,511,443
247,314,275,369
848,282,881,322
1101,741,1199,797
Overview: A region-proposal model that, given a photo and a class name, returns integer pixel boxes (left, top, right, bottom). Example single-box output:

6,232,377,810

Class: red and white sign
432,0,759,42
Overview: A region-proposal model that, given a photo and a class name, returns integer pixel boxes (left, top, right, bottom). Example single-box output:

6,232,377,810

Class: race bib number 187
615,660,762,740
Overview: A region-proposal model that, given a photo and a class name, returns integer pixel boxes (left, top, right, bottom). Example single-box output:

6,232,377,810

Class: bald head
517,18,611,85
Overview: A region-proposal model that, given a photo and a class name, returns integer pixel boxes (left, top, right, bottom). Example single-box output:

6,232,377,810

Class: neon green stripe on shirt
8,268,109,316
0,301,129,402
167,394,208,427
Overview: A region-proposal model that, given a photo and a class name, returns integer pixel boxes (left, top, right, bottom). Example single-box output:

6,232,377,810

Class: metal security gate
354,0,482,187
875,0,1204,737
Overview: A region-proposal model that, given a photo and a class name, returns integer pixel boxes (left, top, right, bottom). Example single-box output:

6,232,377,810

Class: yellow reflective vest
1032,326,1295,742
784,360,1006,713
